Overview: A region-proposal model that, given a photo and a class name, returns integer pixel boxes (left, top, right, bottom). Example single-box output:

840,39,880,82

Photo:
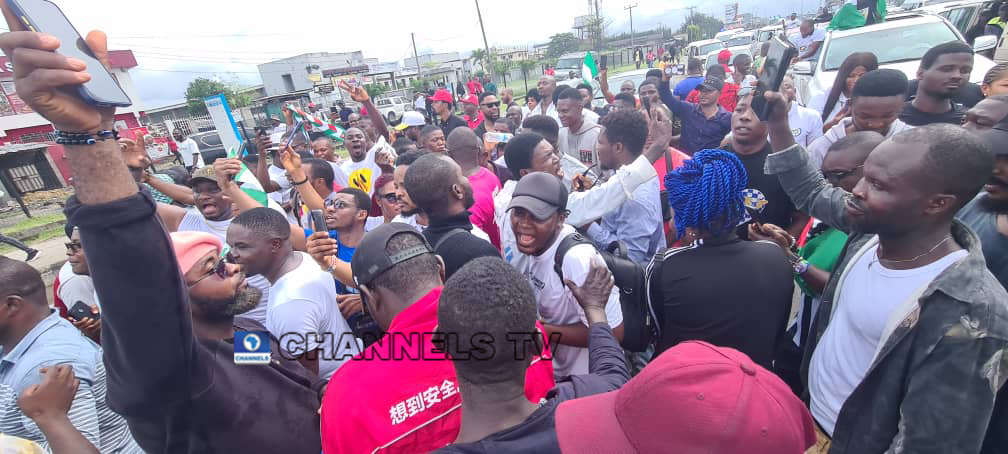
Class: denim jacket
765,143,1008,454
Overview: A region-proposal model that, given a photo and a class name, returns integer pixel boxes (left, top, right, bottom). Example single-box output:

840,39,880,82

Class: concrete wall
258,52,365,97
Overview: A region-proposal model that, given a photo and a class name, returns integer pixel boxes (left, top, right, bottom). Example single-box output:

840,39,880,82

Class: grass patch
6,212,65,235
0,224,65,256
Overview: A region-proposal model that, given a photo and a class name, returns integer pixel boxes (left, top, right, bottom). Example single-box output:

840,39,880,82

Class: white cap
395,111,427,131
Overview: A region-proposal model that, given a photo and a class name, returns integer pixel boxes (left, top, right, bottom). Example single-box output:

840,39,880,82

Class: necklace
873,235,953,267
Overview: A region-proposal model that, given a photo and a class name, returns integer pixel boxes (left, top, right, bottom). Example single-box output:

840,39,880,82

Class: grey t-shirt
957,193,1008,288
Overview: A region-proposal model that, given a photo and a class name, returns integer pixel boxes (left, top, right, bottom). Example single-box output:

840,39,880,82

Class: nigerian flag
582,52,599,85
829,0,886,30
226,146,269,207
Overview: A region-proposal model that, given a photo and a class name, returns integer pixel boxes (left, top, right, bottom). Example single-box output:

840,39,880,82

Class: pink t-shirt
468,167,502,250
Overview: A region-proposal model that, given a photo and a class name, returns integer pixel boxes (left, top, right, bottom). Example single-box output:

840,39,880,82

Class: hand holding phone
0,2,120,133
68,301,99,322
751,36,797,121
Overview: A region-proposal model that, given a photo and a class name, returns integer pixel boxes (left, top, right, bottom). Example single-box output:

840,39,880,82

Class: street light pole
411,32,422,83
625,3,637,50
474,0,492,78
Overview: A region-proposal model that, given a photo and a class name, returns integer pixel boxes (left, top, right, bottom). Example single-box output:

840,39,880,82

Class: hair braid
664,149,749,241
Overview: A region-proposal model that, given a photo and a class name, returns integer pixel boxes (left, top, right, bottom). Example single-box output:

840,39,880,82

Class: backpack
553,232,658,352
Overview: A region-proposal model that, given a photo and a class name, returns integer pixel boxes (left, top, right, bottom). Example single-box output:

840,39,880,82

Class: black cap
351,223,433,287
698,76,725,92
979,123,1008,156
506,171,568,221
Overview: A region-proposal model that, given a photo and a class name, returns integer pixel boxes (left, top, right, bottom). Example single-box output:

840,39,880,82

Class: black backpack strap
433,228,469,251
553,232,595,282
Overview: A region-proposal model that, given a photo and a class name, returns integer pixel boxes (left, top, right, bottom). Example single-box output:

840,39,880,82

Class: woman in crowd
365,173,398,231
982,62,1008,96
806,52,878,132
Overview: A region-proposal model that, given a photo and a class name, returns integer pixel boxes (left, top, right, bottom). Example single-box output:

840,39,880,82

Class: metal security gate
7,163,44,192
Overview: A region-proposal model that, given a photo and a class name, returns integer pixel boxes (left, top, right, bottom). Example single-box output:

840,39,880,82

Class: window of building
282,74,295,92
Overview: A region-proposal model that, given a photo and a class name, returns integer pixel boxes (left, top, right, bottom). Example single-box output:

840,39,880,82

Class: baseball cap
170,231,222,275
351,223,434,287
308,102,317,108
718,49,732,63
555,341,817,454
506,172,567,221
395,111,427,131
460,95,478,105
698,76,725,92
187,166,219,187
429,89,454,103
980,121,1008,156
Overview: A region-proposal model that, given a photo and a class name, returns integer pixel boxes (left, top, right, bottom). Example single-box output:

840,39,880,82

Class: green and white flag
582,52,599,85
829,0,886,30
226,146,269,207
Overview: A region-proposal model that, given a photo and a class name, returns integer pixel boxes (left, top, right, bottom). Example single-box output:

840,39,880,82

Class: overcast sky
41,0,811,108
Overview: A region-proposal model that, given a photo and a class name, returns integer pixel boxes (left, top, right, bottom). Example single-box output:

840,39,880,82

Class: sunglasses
481,102,500,108
378,193,397,203
822,165,864,182
65,242,82,252
188,255,231,288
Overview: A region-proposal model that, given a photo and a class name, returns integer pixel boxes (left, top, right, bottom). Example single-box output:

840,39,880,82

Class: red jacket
320,287,555,453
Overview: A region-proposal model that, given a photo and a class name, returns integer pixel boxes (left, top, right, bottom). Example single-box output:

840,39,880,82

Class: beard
463,184,475,210
193,285,262,320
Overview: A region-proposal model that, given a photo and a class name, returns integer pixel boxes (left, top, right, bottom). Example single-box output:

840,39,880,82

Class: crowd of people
5,5,1008,453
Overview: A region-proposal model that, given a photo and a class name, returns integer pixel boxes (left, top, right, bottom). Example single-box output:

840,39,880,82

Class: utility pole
411,32,422,85
686,6,697,27
625,3,637,49
474,0,492,79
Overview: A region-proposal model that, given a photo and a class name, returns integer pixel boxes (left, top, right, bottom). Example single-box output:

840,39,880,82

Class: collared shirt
437,114,468,137
658,81,732,155
528,102,560,124
586,178,664,263
320,287,555,454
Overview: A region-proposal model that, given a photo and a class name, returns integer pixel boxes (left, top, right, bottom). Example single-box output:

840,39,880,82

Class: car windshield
556,57,582,70
822,22,959,70
725,35,752,46
758,30,776,42
699,42,724,54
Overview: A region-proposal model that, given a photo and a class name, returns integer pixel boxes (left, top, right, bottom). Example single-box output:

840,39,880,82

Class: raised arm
658,73,690,117
143,171,195,205
339,80,389,142
598,68,615,105
0,21,213,415
278,145,325,212
253,135,282,193
762,91,853,232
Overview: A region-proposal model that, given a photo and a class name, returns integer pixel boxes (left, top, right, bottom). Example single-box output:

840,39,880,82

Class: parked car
374,96,412,123
921,0,999,48
793,12,997,106
685,39,725,60
555,52,588,81
189,130,226,166
704,48,752,71
751,24,783,56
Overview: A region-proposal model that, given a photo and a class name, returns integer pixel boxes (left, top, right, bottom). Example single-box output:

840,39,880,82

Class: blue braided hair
664,149,749,241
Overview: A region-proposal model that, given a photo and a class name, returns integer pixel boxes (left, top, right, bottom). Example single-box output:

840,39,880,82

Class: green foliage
676,13,723,41
184,77,252,115
364,83,388,99
546,32,580,59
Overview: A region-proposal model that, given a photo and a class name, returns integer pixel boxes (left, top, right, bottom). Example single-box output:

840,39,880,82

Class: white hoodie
807,117,914,169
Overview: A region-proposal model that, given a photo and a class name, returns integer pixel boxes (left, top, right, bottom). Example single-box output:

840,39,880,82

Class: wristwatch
792,257,810,275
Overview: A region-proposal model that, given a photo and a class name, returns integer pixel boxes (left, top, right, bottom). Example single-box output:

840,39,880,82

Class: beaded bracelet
55,129,118,145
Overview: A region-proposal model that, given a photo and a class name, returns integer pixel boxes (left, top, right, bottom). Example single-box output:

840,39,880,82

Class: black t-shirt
724,142,798,236
422,212,501,279
899,100,966,127
648,237,794,369
906,79,984,108
438,114,468,137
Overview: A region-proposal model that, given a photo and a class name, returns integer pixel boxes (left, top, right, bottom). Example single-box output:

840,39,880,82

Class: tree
184,77,252,115
546,32,579,59
364,83,388,99
675,13,723,41
517,59,539,92
470,48,487,72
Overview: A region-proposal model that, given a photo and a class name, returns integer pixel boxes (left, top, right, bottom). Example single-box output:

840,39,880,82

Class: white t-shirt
528,102,560,124
784,18,801,31
177,138,204,168
328,161,350,188
808,243,968,435
390,214,423,232
789,102,825,147
266,252,360,379
520,224,623,378
790,28,826,60
57,263,97,309
340,137,389,196
267,164,293,205
805,89,846,123
414,96,426,110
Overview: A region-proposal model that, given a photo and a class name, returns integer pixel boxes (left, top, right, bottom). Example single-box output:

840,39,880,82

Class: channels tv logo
234,331,270,365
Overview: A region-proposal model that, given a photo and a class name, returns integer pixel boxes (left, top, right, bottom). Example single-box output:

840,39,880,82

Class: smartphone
310,209,327,233
68,301,98,322
664,65,674,76
751,35,797,121
284,120,304,149
8,0,131,107
599,55,608,70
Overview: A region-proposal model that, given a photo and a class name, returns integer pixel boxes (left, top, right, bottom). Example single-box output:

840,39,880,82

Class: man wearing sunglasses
473,92,502,140
54,224,100,343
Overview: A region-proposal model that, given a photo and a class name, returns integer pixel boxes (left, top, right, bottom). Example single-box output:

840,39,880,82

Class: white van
685,39,725,60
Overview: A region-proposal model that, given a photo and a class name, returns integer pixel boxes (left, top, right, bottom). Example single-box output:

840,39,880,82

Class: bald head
537,75,557,99
446,127,482,169
0,257,47,307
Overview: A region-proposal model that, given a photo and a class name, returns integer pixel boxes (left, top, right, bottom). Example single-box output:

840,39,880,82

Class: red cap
429,89,454,103
460,94,478,105
555,341,817,454
718,49,733,64
308,102,317,108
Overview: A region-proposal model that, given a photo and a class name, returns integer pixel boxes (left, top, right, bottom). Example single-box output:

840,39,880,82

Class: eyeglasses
65,242,82,252
378,193,398,203
481,102,500,108
822,165,864,182
188,256,231,288
325,199,356,210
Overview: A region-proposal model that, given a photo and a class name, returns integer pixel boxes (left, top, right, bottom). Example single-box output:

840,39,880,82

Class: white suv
375,96,412,122
793,12,996,106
